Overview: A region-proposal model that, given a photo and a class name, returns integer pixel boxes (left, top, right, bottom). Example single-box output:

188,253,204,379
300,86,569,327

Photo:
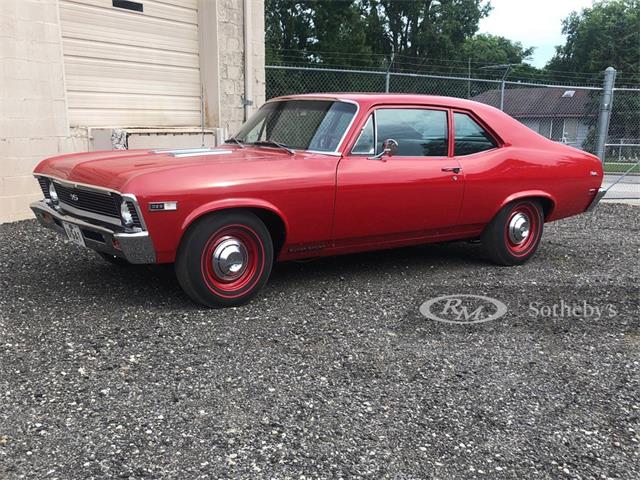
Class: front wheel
481,199,544,265
175,212,273,307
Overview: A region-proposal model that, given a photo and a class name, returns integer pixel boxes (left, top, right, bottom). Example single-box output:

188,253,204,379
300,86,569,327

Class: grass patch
603,162,640,174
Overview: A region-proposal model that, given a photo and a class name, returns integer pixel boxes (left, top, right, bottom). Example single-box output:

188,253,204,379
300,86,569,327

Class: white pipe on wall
243,0,253,122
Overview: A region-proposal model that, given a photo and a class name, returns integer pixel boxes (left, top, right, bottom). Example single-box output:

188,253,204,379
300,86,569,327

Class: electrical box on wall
88,128,228,151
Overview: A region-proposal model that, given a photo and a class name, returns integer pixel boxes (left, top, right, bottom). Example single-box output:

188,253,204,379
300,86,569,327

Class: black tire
97,252,131,267
481,199,544,266
175,211,274,308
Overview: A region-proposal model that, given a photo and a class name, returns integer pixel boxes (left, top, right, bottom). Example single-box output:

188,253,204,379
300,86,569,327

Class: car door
333,106,465,246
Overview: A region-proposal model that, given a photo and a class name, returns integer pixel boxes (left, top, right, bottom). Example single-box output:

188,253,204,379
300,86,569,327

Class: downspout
243,0,253,121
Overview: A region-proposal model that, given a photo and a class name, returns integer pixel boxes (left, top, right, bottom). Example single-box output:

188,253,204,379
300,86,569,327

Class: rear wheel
175,212,273,307
482,199,544,265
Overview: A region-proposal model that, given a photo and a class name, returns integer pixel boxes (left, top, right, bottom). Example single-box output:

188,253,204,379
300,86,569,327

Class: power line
267,48,638,80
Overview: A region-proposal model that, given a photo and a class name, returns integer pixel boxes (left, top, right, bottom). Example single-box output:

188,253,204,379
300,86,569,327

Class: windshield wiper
225,137,246,148
252,140,295,155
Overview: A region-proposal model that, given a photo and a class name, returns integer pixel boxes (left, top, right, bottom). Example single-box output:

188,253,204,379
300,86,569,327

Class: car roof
271,93,493,111
269,92,563,150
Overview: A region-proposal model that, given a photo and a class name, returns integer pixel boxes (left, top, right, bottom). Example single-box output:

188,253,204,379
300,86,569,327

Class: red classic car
31,94,605,307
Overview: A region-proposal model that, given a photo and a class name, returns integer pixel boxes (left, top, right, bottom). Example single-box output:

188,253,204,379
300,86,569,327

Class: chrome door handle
442,167,461,174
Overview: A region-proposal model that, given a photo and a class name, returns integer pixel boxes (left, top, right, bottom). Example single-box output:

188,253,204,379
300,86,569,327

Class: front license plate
62,222,86,247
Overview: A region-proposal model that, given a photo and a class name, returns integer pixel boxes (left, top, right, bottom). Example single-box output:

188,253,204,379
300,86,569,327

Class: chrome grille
37,177,50,199
54,182,120,218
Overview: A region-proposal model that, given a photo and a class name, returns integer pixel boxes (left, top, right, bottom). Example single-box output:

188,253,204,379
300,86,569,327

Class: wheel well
246,207,287,257
187,207,287,258
495,196,554,224
535,197,554,219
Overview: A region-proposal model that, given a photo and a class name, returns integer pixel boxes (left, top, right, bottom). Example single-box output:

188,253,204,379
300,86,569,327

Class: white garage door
60,0,201,127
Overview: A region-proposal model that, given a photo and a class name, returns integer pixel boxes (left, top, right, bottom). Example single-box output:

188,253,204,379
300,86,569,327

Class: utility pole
595,66,616,163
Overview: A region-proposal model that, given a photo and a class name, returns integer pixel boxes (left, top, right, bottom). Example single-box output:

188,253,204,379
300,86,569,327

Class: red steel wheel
482,199,544,265
201,225,264,298
503,203,540,258
176,212,274,307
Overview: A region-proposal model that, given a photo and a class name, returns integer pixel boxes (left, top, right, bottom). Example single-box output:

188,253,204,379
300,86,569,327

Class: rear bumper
30,200,156,264
585,187,607,212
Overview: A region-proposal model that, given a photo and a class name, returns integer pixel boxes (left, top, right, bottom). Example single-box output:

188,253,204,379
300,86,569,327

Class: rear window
454,112,497,156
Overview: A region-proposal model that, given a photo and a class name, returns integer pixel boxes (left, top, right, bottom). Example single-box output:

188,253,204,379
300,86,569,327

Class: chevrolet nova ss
31,94,605,307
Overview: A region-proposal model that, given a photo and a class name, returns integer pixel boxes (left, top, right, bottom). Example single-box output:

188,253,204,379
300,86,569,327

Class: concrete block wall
250,1,266,114
216,0,266,134
0,0,84,223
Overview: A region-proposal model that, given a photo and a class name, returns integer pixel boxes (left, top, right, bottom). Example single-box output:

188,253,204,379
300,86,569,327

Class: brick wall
0,0,85,223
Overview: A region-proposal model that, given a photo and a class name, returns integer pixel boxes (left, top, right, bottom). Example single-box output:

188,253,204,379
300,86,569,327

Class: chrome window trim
349,114,376,156
249,98,361,156
365,107,450,157
373,110,378,155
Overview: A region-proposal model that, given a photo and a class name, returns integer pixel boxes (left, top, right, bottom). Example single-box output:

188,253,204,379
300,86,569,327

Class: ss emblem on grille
70,193,79,201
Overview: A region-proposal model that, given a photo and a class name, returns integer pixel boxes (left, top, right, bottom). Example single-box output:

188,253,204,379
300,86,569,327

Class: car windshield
233,100,357,152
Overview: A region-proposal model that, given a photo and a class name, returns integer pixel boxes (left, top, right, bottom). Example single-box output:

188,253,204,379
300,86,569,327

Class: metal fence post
385,53,394,93
595,66,616,162
499,65,512,111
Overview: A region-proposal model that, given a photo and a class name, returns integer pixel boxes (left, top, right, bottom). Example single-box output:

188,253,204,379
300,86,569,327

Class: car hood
34,147,290,191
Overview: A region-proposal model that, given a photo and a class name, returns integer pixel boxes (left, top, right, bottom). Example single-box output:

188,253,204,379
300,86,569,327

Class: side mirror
368,138,399,161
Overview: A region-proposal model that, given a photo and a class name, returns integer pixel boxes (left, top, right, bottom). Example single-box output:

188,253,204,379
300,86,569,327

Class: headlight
120,201,134,227
48,183,59,205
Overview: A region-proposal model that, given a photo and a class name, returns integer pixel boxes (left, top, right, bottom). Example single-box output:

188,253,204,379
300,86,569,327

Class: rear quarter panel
457,144,603,226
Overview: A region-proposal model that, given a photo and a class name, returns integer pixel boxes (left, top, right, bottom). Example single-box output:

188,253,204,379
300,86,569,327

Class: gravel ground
0,203,638,480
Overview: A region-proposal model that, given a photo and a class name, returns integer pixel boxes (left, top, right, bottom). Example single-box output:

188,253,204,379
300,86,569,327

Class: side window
376,109,448,157
351,116,374,154
454,112,497,155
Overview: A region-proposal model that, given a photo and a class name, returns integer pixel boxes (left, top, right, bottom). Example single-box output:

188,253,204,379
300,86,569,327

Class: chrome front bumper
585,187,607,212
30,200,156,264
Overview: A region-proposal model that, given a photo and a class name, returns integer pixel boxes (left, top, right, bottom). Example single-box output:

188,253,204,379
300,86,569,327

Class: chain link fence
266,65,640,174
605,88,640,174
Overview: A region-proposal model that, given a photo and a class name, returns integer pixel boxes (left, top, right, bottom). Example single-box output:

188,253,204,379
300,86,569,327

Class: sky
479,0,595,68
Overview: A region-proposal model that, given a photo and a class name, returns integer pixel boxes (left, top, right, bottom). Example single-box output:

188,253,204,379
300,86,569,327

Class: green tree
266,0,494,68
547,0,640,143
308,0,377,67
265,0,315,63
547,0,640,81
461,34,534,64
371,0,492,61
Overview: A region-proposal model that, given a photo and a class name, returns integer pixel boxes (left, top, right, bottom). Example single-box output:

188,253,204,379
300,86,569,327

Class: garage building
1,0,265,222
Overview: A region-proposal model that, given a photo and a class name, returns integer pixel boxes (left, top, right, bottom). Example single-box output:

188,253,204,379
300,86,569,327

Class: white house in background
1,0,265,223
472,87,597,149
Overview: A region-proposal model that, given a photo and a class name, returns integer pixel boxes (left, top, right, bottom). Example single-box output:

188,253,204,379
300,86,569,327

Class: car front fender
180,198,290,236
